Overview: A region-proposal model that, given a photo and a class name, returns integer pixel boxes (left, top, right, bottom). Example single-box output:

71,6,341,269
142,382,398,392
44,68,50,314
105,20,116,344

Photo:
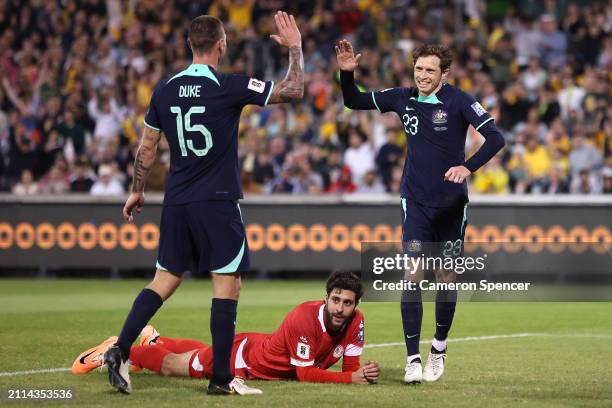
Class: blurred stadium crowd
0,0,610,196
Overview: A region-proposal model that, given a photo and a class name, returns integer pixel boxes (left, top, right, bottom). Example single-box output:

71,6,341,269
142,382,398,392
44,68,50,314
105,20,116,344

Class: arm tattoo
268,46,304,104
132,127,161,193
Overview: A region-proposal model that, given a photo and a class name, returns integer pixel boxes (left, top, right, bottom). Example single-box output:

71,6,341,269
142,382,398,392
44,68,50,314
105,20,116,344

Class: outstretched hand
270,11,302,48
335,39,361,71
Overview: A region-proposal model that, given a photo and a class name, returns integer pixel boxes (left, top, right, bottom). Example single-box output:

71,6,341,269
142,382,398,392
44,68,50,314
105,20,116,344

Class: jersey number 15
170,106,213,157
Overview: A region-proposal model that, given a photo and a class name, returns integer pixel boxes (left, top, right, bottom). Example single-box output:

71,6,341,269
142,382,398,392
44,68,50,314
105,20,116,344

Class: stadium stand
0,0,610,196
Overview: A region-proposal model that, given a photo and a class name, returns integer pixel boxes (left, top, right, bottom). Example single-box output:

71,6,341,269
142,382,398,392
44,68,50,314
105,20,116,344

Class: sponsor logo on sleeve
297,342,310,359
470,102,487,117
358,320,364,343
248,78,265,93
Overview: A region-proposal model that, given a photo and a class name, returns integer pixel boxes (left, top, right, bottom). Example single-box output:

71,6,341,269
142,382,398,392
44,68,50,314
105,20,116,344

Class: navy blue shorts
156,200,249,274
401,198,468,255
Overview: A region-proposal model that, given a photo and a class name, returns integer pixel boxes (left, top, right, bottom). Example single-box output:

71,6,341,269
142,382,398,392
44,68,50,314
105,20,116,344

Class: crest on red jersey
297,342,310,359
333,345,344,358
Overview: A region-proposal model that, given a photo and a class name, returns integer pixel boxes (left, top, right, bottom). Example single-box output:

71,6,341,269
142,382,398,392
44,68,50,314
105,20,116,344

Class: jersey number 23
402,108,419,136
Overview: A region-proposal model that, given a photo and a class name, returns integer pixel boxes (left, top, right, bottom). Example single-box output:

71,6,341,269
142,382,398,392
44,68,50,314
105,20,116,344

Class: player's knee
160,365,174,376
148,271,183,300
159,356,175,376
234,278,242,298
160,354,187,377
212,273,241,299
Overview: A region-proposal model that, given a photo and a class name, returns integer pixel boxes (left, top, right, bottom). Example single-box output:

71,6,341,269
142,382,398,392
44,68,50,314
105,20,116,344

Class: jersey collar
410,83,447,104
167,64,220,86
318,304,327,333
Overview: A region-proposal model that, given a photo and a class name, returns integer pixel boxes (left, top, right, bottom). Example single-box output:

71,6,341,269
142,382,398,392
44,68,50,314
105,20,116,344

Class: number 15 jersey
144,64,274,205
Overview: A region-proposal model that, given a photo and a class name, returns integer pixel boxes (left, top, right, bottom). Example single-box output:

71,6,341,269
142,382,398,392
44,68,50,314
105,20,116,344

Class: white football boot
228,377,263,395
403,357,423,384
104,345,132,394
423,350,446,382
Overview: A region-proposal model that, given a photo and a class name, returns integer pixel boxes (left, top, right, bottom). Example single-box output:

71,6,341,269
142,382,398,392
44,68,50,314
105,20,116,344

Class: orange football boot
139,325,160,346
72,336,118,374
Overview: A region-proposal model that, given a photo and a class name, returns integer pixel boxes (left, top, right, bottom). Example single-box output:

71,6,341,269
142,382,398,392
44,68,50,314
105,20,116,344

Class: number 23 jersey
372,84,493,207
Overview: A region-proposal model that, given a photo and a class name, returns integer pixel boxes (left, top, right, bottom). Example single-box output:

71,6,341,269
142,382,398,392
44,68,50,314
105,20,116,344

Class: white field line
1,332,611,378
365,332,538,348
0,367,72,377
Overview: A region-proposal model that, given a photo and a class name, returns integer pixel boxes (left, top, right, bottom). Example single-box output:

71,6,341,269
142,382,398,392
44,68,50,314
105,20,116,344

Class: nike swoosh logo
406,107,415,111
79,350,95,364
436,323,447,327
406,334,419,339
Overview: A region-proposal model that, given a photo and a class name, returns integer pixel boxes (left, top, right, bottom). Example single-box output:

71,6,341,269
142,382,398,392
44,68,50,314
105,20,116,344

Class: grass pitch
0,279,611,408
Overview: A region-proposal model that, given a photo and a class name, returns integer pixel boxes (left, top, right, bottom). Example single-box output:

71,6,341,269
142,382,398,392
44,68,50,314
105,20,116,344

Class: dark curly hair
412,44,453,72
326,271,363,302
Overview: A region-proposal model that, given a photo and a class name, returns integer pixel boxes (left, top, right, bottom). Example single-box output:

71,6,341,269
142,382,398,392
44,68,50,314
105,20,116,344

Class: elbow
496,134,506,151
343,98,356,109
483,126,506,153
282,88,304,101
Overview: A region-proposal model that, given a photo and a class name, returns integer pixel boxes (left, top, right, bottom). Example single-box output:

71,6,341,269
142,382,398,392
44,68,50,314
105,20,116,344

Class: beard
327,309,350,330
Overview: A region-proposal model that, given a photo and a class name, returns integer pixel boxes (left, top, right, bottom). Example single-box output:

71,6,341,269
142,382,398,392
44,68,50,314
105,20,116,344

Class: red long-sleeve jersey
190,300,365,383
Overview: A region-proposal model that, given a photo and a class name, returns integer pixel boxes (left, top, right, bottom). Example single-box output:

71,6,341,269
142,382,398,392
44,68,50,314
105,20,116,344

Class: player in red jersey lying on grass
73,272,379,390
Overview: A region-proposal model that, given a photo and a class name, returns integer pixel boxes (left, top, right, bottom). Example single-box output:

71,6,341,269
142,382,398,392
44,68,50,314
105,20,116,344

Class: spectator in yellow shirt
472,154,509,194
210,0,255,33
523,136,551,179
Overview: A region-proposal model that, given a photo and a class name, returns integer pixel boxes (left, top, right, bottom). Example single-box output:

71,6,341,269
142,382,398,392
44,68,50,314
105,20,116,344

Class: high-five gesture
270,11,301,48
335,39,361,71
268,11,304,104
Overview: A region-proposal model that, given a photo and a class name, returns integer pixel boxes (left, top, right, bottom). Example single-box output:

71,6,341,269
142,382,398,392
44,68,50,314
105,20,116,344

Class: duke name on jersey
144,64,274,205
371,84,493,207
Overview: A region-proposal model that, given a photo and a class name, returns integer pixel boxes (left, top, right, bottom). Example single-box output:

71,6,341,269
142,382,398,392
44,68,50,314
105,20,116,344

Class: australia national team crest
432,108,448,131
333,345,344,358
432,109,448,125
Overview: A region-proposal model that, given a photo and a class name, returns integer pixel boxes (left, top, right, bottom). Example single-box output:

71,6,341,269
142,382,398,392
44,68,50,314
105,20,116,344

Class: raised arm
1,77,28,116
267,11,304,104
335,40,376,110
122,126,162,222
